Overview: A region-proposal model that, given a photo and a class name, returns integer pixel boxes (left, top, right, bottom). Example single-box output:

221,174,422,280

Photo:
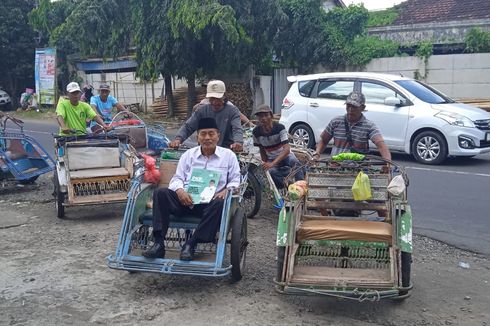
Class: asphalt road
9,119,490,256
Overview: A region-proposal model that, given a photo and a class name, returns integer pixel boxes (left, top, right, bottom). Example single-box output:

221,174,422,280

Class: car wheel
411,131,448,165
290,124,315,149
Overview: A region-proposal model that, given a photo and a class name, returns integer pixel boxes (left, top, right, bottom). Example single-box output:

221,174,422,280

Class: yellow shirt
56,98,97,135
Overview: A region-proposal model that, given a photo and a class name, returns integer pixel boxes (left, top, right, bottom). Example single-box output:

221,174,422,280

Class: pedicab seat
139,209,202,227
297,219,392,243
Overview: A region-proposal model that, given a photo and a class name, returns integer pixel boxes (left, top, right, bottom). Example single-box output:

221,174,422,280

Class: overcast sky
343,0,407,10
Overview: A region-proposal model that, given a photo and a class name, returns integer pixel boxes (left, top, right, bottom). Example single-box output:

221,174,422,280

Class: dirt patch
1,174,489,325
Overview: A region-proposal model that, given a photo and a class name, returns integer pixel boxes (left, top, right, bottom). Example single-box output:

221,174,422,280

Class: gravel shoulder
0,174,489,326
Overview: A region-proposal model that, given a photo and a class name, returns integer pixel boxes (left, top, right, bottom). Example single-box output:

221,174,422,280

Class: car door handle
309,102,319,107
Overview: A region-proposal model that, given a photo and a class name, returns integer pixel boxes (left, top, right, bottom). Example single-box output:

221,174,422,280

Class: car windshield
395,80,455,104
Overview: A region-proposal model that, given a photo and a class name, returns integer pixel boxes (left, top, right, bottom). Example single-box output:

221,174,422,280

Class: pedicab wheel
243,171,261,219
393,252,412,300
53,170,65,218
231,207,248,282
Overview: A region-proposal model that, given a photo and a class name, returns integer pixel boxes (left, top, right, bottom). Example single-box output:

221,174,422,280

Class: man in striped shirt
313,91,391,160
253,104,304,188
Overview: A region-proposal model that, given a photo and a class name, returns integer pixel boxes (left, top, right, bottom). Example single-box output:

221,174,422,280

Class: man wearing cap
253,104,304,188
143,117,240,261
313,91,391,160
170,80,243,152
90,83,127,124
56,82,109,135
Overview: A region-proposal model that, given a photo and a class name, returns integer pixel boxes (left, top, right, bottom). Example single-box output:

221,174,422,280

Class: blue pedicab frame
107,155,248,280
0,115,55,183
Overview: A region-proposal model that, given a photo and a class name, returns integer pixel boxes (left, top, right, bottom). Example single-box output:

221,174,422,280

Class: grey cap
255,104,273,115
345,91,365,107
99,83,111,90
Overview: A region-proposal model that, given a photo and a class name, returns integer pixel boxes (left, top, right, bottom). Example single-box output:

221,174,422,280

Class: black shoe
142,243,165,258
180,244,195,261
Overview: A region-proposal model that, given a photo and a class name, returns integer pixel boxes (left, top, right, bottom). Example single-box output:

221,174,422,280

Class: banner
34,48,56,105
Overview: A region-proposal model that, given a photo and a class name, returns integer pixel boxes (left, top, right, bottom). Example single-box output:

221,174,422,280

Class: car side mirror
384,97,403,107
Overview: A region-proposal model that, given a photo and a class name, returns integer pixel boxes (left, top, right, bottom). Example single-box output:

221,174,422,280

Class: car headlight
435,111,475,128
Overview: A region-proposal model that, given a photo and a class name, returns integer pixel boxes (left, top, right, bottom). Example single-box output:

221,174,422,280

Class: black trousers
152,188,224,245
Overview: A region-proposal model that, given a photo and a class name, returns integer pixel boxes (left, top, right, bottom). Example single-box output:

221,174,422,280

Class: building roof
393,0,490,25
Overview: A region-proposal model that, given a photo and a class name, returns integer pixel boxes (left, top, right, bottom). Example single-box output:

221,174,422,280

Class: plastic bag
141,154,161,184
332,152,365,161
387,175,406,196
351,171,372,201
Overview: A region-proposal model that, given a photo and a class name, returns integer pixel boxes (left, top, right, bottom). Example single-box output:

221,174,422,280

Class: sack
351,171,372,201
387,175,406,196
141,154,161,184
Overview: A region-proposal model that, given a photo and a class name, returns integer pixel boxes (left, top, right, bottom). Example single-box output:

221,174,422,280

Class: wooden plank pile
457,99,490,112
150,82,254,119
151,87,207,119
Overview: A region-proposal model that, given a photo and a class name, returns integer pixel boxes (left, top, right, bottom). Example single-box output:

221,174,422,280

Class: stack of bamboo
457,99,490,112
151,82,254,119
151,87,207,119
225,82,254,117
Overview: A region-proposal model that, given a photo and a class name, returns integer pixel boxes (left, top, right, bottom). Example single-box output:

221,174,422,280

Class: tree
274,0,329,73
0,0,37,109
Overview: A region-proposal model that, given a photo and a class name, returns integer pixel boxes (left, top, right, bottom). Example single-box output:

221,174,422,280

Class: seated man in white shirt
143,117,241,261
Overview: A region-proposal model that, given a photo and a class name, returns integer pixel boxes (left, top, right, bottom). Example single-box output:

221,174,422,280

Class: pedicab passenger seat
63,138,133,204
139,209,201,228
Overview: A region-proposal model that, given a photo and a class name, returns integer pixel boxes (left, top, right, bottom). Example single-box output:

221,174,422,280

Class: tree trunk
186,74,196,118
163,74,174,118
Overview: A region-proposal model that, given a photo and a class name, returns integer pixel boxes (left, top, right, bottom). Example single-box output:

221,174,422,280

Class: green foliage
367,8,399,27
413,41,433,80
346,36,399,66
465,28,490,53
274,0,330,73
322,5,369,69
0,0,37,105
415,41,433,61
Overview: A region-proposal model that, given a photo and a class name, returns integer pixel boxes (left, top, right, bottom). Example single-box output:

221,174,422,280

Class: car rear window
316,80,354,100
395,80,454,104
298,80,315,97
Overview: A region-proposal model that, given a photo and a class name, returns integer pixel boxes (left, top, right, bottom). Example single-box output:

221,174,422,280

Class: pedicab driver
56,82,109,135
143,117,241,261
169,80,243,152
90,83,127,125
313,91,391,162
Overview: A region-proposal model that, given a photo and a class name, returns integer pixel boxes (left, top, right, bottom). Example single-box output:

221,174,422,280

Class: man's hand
230,142,243,152
213,189,227,200
61,127,74,134
262,161,275,170
169,139,181,149
381,164,390,174
176,188,193,206
103,124,112,132
312,152,320,161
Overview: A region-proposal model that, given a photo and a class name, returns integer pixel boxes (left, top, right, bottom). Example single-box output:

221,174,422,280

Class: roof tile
393,0,490,25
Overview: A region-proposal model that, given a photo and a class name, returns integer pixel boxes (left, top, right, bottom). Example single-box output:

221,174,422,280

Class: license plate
487,133,490,141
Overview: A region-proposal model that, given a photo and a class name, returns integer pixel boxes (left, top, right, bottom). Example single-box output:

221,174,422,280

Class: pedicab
53,111,170,218
0,113,54,185
107,148,248,281
274,155,412,301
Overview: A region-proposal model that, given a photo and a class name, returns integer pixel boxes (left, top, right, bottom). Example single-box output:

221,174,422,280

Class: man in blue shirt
90,83,127,124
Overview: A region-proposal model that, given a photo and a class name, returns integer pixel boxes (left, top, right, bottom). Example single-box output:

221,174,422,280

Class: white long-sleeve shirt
168,146,240,193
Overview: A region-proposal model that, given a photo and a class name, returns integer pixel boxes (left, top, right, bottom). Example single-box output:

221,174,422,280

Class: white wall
362,53,490,99
78,71,188,111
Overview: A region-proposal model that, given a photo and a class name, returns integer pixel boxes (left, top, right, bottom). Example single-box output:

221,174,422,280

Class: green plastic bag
351,171,372,201
331,153,365,161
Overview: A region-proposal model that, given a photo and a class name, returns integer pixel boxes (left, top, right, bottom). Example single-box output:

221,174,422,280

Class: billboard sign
34,48,56,105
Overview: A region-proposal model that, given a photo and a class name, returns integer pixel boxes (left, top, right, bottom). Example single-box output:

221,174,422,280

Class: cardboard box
159,160,178,187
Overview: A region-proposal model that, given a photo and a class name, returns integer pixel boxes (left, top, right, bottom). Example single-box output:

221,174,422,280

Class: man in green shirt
56,82,109,135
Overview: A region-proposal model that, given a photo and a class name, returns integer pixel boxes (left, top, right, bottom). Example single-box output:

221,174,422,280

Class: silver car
279,72,490,164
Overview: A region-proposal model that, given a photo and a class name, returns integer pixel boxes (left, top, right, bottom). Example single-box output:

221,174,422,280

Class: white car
0,89,12,109
279,72,490,164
